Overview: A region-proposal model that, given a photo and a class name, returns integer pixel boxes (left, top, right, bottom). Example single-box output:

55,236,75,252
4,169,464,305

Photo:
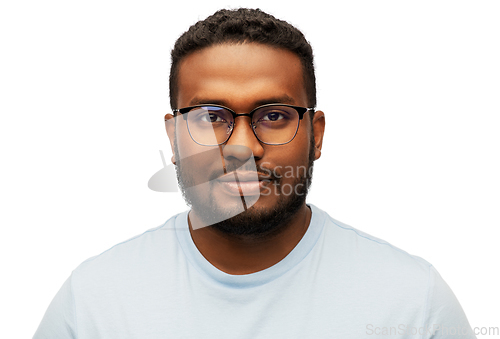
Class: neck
188,203,311,275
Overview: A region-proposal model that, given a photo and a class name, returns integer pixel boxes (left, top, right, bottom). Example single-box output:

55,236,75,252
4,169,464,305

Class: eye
259,111,285,122
201,113,227,123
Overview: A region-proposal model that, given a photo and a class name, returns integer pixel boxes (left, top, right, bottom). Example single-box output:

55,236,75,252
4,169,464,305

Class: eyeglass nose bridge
224,113,259,141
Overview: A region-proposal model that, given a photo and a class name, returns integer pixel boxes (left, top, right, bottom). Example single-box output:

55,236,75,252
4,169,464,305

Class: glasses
173,104,314,146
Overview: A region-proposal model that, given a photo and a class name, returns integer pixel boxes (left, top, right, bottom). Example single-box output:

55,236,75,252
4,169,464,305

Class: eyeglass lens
185,106,300,146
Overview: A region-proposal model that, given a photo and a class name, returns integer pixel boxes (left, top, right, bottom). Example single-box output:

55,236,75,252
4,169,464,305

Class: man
34,8,475,338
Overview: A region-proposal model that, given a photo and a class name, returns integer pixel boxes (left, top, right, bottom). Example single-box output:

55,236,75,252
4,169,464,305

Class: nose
222,116,264,162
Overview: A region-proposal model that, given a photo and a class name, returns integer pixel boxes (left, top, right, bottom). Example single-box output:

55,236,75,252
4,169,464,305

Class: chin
208,191,307,238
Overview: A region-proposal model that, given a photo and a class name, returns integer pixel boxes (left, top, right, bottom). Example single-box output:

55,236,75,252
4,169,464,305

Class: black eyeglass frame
172,103,315,146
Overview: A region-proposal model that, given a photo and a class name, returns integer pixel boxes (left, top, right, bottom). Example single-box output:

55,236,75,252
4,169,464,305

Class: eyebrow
188,95,297,108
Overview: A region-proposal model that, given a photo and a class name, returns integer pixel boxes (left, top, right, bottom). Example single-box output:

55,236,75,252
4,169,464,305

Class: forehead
176,43,308,108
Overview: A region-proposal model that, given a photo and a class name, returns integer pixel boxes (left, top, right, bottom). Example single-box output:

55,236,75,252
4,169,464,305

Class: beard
174,135,315,239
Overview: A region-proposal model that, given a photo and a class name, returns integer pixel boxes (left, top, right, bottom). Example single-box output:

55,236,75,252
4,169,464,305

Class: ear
164,113,177,165
312,110,325,160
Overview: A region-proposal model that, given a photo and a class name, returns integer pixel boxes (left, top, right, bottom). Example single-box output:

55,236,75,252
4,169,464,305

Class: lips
216,171,272,196
218,171,270,182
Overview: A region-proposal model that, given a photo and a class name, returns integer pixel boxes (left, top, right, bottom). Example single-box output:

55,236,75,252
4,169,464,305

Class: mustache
176,147,281,186
209,163,280,182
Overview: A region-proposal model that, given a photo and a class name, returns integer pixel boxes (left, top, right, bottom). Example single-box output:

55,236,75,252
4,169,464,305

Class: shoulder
328,212,430,267
310,205,433,291
72,211,187,285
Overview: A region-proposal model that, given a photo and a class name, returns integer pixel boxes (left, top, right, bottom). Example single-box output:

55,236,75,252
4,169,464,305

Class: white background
1,0,499,337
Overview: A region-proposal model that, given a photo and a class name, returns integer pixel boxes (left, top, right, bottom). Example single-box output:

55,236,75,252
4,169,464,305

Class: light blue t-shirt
34,205,475,338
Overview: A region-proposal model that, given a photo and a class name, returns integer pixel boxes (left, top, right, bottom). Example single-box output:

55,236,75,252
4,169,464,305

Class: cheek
266,144,311,178
175,119,217,161
177,145,225,180
175,126,227,182
280,125,312,165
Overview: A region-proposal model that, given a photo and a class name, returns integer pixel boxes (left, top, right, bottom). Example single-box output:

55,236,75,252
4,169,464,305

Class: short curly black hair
169,8,316,110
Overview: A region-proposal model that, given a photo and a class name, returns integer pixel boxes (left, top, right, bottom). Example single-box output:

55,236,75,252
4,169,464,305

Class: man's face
166,43,324,237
